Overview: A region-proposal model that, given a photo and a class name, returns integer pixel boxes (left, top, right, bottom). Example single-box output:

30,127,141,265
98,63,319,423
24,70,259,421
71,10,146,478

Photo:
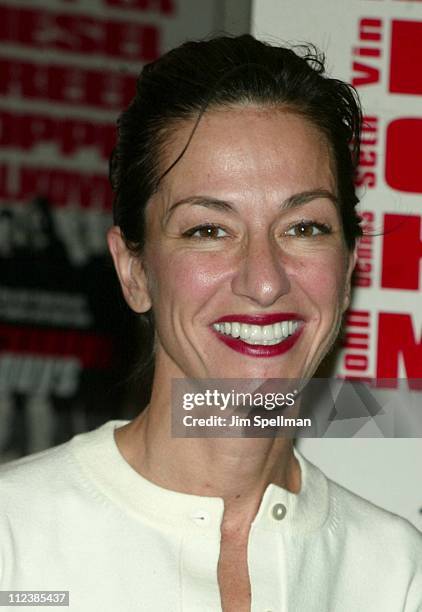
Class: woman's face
135,107,356,382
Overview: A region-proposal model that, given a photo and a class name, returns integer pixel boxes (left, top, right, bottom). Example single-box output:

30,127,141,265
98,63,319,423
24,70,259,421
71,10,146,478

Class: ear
107,226,152,314
342,247,358,312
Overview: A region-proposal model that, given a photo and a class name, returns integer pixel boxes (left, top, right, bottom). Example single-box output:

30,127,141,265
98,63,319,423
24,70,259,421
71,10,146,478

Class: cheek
295,252,348,310
146,248,230,307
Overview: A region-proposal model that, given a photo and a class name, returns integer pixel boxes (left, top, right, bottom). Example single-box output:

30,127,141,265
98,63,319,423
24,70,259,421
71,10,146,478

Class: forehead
154,106,336,210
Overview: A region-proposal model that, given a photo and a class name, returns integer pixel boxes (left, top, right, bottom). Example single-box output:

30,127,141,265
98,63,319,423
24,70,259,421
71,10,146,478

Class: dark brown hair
110,34,363,254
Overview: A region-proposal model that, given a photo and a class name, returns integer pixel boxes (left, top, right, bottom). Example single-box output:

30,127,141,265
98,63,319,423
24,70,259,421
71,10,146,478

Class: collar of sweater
70,420,330,535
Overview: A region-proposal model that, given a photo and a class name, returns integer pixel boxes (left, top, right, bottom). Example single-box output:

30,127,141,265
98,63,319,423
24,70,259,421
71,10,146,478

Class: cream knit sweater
0,420,421,611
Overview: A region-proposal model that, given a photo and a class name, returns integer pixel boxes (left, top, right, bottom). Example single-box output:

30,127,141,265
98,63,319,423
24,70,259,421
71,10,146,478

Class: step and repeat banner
0,0,221,459
253,0,421,387
0,0,420,522
252,0,422,528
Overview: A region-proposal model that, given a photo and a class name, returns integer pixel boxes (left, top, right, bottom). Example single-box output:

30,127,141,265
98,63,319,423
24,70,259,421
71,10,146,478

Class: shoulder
297,449,422,562
0,420,127,515
296,452,422,609
0,440,75,508
0,441,70,481
325,469,422,564
0,419,125,484
327,477,422,608
0,422,111,508
0,441,77,583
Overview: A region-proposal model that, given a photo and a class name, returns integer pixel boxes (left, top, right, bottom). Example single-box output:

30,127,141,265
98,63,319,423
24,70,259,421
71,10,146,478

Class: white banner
252,0,422,386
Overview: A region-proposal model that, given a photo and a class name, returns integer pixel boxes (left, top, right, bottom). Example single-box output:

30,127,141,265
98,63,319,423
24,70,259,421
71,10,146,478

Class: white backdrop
252,0,422,529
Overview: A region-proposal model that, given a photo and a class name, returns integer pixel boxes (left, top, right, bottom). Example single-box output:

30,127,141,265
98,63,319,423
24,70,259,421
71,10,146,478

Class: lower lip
212,326,303,357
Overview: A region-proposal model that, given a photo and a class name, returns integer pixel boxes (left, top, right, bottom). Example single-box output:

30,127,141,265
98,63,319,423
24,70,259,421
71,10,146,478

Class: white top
0,420,421,611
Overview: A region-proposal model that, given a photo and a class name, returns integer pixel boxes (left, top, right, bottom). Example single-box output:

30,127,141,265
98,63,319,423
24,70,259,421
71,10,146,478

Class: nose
231,235,291,307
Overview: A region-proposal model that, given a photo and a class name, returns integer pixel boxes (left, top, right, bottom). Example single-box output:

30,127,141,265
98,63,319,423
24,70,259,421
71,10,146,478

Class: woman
1,35,421,612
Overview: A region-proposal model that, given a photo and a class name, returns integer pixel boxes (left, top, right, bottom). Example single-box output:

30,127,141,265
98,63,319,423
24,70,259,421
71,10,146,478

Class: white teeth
213,320,300,344
249,325,261,341
231,322,240,338
240,324,251,339
262,325,274,341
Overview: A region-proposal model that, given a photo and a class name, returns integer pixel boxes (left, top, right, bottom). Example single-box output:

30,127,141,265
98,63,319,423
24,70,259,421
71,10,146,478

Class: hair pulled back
110,34,362,255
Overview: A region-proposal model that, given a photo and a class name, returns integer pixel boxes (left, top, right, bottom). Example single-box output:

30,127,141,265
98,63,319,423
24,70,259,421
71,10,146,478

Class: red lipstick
211,313,304,358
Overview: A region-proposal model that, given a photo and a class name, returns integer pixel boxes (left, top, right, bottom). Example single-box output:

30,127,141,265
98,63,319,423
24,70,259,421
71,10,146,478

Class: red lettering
381,214,422,290
0,325,113,369
343,332,370,350
0,165,7,194
355,117,378,187
0,58,135,110
352,61,380,86
359,18,383,41
343,375,373,384
362,117,378,139
352,21,382,87
357,248,371,261
353,276,371,288
0,111,115,160
342,310,371,377
389,20,422,94
353,47,381,57
345,310,370,327
377,313,422,381
354,262,372,287
353,213,374,288
0,5,160,61
385,118,422,193
105,0,175,13
0,163,112,210
359,150,377,166
356,262,372,273
345,354,368,370
355,170,376,188
361,212,375,223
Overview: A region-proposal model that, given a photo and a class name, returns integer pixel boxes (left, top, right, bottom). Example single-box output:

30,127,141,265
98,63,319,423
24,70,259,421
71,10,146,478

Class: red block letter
381,214,422,290
389,20,422,94
386,119,422,193
377,313,422,381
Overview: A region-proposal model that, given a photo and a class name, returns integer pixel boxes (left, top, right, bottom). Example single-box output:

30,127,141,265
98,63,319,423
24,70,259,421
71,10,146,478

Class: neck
115,377,301,537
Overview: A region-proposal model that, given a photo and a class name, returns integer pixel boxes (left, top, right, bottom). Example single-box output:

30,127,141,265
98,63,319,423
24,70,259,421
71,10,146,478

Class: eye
183,224,228,239
284,220,331,238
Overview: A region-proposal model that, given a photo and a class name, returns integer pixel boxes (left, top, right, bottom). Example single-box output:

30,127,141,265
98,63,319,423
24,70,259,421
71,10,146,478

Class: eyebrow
164,188,338,223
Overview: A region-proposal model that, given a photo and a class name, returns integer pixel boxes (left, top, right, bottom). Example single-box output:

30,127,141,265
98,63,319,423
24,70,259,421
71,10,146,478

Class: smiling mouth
212,321,299,345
